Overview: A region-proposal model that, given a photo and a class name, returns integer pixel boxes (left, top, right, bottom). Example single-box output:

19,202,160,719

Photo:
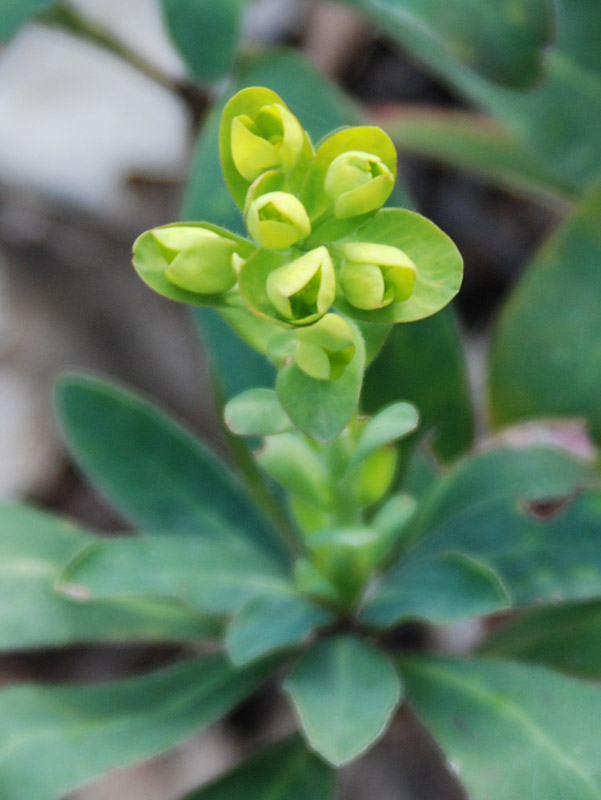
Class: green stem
38,3,209,121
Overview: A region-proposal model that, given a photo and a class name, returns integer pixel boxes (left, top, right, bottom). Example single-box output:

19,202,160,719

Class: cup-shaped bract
340,242,417,311
245,191,312,250
231,103,304,182
294,313,355,381
300,127,397,226
220,86,314,209
266,246,335,325
132,222,256,308
325,151,394,219
151,226,239,294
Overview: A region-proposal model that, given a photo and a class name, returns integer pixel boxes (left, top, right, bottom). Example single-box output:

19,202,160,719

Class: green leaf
481,600,601,679
224,388,293,436
349,401,419,469
225,594,334,666
378,108,576,203
0,504,216,649
412,445,596,540
362,306,473,462
365,490,601,627
362,551,510,626
58,534,291,616
0,0,56,40
489,178,601,442
275,318,366,441
160,0,248,82
55,375,287,561
401,655,601,800
284,635,402,765
183,735,335,800
0,654,277,800
334,209,463,325
349,0,553,89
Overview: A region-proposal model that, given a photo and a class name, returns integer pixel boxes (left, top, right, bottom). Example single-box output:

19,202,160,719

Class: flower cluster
133,87,461,387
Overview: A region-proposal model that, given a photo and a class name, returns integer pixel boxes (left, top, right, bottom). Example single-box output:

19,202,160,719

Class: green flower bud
231,103,304,183
152,226,238,294
246,191,311,250
294,314,355,381
340,242,417,310
266,246,335,325
324,150,394,218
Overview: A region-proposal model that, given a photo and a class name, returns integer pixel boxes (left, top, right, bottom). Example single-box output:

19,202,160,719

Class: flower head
151,226,239,294
294,314,355,380
231,103,304,183
266,246,335,325
325,151,394,219
340,242,416,310
245,192,311,250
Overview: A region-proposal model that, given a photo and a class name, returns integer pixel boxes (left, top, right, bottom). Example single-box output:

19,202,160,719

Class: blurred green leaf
349,0,553,88
401,656,601,800
412,445,596,540
224,388,293,436
276,318,366,442
183,736,335,800
58,534,291,616
481,601,601,679
284,635,402,765
377,108,576,204
0,504,216,649
349,402,419,469
0,654,277,800
55,375,286,561
379,0,601,193
489,178,601,439
160,0,248,82
366,490,601,627
362,306,473,462
361,551,510,626
225,593,334,666
0,0,56,40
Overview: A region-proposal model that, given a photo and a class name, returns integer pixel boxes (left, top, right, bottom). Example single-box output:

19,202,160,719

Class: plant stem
38,2,209,122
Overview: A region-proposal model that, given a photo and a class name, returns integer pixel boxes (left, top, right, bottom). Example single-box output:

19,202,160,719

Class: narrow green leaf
160,0,248,82
276,318,366,442
366,491,601,627
349,402,419,469
0,504,216,649
55,375,287,561
401,655,601,800
481,600,601,679
350,0,553,89
362,306,473,462
58,535,291,616
224,388,293,436
284,635,402,765
413,445,596,540
0,654,277,800
489,178,601,442
225,594,334,666
377,108,576,203
361,551,510,627
0,0,56,40
183,736,335,800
